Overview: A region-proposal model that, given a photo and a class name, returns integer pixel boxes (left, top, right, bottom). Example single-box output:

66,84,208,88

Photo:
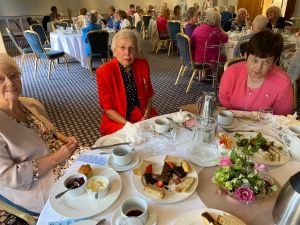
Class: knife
90,142,132,150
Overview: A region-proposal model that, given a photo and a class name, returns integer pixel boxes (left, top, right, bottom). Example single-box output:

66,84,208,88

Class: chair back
136,21,142,33
5,27,23,54
87,30,109,58
30,24,48,44
42,16,51,31
23,30,45,56
203,31,223,64
142,16,152,29
177,33,193,67
168,21,182,41
239,40,248,57
224,56,245,71
26,17,39,26
285,21,293,27
8,19,23,35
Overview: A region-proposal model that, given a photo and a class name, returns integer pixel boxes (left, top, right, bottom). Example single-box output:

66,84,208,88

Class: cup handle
281,134,291,149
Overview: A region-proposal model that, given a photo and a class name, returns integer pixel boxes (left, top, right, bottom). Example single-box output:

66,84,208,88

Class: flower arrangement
212,150,277,203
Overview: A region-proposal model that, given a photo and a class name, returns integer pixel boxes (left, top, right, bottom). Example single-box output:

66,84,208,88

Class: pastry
201,212,216,225
133,160,151,176
144,184,164,199
164,155,184,167
175,177,195,192
173,166,186,178
182,161,191,173
217,213,244,225
78,164,93,178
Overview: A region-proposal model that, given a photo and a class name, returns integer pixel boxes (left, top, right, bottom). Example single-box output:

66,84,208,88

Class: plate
94,135,125,149
111,206,157,225
73,220,98,225
49,166,122,218
174,208,246,225
131,155,198,204
108,154,140,172
222,132,290,166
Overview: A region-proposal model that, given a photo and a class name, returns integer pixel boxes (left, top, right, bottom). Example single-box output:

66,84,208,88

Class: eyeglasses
0,72,21,82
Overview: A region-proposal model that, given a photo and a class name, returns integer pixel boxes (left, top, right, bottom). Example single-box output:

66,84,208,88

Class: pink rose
234,187,255,202
219,156,232,167
254,163,268,173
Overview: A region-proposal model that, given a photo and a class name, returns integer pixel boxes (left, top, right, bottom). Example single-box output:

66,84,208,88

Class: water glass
258,107,273,124
139,122,154,142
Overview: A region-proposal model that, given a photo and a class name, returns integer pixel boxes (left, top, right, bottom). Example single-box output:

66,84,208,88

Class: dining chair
142,15,152,39
238,40,249,57
26,17,39,26
30,24,51,49
8,19,23,37
167,21,182,57
176,33,205,92
23,30,69,80
136,21,142,33
5,27,32,69
86,30,110,76
223,56,245,71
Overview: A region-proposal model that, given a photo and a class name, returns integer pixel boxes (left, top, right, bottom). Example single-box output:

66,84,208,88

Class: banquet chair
30,24,51,49
176,33,205,92
238,40,248,57
224,57,245,71
285,21,293,27
142,15,152,39
8,19,23,37
86,30,110,76
26,17,39,26
136,21,142,33
167,21,182,57
23,30,70,80
6,27,33,69
42,16,51,32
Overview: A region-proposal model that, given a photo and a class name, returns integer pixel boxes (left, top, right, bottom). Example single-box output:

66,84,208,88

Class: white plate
49,166,122,218
108,154,140,172
223,132,290,166
174,208,246,225
111,206,157,225
73,220,98,225
131,155,198,204
94,135,125,148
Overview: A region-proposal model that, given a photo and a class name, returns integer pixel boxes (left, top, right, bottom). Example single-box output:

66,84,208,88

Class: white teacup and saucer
280,125,300,145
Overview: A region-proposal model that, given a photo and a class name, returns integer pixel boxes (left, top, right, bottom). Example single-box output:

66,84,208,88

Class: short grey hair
0,53,20,74
204,8,221,26
111,29,140,52
186,7,198,20
252,15,268,32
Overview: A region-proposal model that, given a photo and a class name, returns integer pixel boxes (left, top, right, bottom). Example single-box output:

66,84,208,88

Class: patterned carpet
4,37,213,146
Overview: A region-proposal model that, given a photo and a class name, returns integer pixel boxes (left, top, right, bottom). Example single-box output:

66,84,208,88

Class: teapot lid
290,171,300,193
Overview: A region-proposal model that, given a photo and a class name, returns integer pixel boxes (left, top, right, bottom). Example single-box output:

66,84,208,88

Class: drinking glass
139,122,154,142
258,107,273,124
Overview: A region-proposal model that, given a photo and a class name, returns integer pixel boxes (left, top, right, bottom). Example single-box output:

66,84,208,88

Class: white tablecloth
50,28,115,69
37,112,300,225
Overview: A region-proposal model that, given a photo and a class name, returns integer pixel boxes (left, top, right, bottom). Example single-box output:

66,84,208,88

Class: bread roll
78,164,93,178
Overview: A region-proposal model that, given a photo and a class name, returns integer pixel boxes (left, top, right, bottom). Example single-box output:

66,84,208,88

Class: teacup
281,126,300,141
154,118,170,133
218,110,233,126
117,198,148,225
112,145,134,166
282,135,300,161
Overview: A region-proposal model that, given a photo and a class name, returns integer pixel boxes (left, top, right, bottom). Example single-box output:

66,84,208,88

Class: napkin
48,217,86,225
274,113,300,127
120,122,143,144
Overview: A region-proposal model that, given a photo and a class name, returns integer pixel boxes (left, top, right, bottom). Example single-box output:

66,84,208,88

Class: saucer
73,220,98,225
111,206,157,225
107,155,140,172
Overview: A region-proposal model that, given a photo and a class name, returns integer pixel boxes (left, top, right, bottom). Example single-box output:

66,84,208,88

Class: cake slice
164,155,184,167
175,177,195,192
144,184,164,199
133,160,152,176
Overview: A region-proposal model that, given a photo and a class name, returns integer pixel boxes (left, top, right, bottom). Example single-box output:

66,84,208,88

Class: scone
144,184,164,199
78,164,93,178
133,160,151,176
175,177,195,192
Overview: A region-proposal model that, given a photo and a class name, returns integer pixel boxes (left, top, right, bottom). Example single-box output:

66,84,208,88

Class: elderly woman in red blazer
96,29,157,135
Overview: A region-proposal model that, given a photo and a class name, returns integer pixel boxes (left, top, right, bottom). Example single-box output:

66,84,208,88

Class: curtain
284,0,296,20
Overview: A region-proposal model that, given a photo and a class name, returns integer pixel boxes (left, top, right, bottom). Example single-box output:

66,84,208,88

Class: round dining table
36,111,300,225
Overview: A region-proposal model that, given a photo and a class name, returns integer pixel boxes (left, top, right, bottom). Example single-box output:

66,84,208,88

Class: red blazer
96,58,158,135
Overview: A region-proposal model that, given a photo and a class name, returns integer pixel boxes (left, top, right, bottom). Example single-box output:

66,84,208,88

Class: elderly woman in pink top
219,30,293,115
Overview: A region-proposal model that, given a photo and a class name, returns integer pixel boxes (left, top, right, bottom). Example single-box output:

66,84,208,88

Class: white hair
111,29,140,52
252,15,268,32
0,53,20,73
204,8,221,26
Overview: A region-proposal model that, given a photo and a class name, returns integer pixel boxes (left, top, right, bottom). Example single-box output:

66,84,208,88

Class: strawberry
145,164,152,174
166,162,174,169
156,181,164,188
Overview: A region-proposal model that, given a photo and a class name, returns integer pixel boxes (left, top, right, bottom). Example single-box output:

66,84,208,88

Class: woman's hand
53,141,78,165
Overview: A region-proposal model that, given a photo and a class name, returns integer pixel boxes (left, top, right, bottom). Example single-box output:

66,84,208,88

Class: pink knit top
219,62,293,115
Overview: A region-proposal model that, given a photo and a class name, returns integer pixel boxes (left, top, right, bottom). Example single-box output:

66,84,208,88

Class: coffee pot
197,91,217,119
272,171,300,225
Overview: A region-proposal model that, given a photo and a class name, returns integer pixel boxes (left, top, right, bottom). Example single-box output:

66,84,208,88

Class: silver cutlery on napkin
166,117,193,132
90,142,132,150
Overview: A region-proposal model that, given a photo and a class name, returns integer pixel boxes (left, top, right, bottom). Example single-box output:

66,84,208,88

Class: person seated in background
133,7,143,27
113,10,121,31
147,4,155,17
219,30,293,115
184,7,199,38
127,4,135,16
50,6,60,21
231,8,250,31
233,15,268,57
191,8,228,78
82,12,102,56
171,5,181,20
157,7,170,39
266,6,285,30
119,10,131,29
202,0,213,11
77,8,88,28
287,32,300,83
0,53,81,215
219,5,235,31
107,6,116,29
96,29,157,135
90,9,106,27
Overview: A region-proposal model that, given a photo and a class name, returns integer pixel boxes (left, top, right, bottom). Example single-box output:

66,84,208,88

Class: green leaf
230,149,237,161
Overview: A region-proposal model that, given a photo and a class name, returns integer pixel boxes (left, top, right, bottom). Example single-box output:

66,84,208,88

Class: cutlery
222,127,255,133
91,142,132,150
166,117,193,132
55,182,80,199
96,218,106,225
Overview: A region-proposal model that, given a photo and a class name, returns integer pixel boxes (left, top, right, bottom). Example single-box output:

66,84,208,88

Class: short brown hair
246,30,283,61
161,8,170,19
118,10,127,19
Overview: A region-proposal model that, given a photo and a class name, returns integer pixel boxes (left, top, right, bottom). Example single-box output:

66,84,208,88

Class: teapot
197,91,217,119
272,171,300,225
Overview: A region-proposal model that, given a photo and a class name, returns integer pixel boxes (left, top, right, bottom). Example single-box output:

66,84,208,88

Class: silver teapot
272,171,300,225
197,91,217,119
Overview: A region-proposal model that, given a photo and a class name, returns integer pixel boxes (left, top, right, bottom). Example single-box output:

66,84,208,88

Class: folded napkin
49,217,86,225
120,122,143,144
274,113,300,127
